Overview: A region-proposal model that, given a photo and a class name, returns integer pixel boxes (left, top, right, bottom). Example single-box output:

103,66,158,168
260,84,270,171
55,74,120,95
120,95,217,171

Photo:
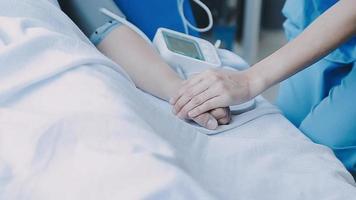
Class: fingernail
207,119,218,130
172,108,177,115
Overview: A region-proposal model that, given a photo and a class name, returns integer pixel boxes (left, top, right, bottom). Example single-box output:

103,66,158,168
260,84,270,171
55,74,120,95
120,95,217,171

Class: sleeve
299,62,356,173
58,0,126,45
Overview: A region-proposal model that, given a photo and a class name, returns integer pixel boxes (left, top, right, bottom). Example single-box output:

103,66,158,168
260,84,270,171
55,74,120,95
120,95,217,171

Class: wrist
244,65,268,99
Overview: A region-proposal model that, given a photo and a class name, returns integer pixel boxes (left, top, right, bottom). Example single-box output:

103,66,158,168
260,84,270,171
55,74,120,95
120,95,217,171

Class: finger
177,88,219,118
218,108,231,125
210,108,231,125
169,75,203,105
218,117,230,125
188,97,225,118
171,76,204,106
173,80,212,116
209,108,228,120
192,113,218,130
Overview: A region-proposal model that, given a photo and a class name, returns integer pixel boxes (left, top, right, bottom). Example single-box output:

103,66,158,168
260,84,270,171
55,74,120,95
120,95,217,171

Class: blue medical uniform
277,0,356,173
113,0,199,39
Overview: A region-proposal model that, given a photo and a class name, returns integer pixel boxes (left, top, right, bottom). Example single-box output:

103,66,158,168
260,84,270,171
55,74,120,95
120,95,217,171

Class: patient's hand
186,107,231,130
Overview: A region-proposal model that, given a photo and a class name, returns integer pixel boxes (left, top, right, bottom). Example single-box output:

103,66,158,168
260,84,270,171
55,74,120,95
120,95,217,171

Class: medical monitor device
153,28,222,69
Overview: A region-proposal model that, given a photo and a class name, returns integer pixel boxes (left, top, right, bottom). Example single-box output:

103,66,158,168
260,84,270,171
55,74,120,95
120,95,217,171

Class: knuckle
220,108,228,117
191,98,199,105
219,116,231,125
199,113,210,123
204,102,212,110
180,106,187,114
214,108,225,117
195,107,202,114
192,97,202,105
176,101,184,109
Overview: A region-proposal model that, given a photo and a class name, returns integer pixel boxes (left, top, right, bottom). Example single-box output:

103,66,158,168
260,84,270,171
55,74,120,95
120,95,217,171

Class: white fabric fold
1,1,356,199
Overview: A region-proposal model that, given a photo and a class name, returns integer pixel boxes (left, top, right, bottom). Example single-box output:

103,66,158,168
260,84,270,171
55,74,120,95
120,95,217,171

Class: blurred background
191,0,287,102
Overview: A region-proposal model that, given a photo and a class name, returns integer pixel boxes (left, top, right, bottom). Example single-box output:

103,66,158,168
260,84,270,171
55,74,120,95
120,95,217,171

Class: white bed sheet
0,0,356,199
1,63,356,200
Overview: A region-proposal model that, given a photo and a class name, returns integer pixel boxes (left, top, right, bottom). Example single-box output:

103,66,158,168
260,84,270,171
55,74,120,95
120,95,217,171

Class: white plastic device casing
153,28,221,70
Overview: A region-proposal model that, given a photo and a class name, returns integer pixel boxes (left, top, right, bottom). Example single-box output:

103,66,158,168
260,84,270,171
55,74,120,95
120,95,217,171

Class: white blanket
1,0,356,199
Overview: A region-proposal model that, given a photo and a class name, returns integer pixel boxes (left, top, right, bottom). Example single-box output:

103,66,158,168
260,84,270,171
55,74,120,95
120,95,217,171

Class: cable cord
177,0,213,34
100,0,214,42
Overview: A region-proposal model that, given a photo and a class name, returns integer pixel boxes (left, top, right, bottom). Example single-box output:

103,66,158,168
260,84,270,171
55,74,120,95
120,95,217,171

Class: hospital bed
0,0,356,199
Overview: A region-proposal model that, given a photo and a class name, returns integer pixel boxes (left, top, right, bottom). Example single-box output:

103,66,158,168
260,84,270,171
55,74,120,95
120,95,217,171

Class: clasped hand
170,69,253,129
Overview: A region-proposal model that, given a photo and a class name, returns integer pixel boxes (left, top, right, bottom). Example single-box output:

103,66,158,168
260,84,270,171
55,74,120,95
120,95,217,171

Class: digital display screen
163,31,205,61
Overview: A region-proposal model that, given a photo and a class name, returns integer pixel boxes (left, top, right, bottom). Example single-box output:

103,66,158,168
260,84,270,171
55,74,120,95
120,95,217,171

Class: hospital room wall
192,0,287,102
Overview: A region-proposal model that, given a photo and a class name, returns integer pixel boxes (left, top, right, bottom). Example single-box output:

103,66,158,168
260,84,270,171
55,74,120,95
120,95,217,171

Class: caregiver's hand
170,69,255,119
169,76,231,130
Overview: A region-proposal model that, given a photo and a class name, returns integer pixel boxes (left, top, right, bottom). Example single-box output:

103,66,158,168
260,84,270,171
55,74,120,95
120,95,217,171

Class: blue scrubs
277,0,356,173
113,0,199,39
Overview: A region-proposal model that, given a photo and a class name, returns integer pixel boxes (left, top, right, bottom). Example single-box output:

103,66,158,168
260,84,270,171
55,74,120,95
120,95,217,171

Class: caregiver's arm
248,0,356,98
172,0,356,118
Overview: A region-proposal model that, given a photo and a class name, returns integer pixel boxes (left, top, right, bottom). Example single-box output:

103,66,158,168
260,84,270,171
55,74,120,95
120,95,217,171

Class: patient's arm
59,0,181,101
97,25,231,128
58,0,231,129
97,26,182,101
